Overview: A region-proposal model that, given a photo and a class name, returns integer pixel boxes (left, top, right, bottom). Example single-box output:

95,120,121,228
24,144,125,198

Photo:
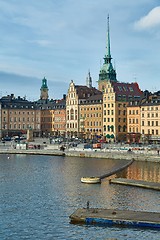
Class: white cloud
134,6,160,30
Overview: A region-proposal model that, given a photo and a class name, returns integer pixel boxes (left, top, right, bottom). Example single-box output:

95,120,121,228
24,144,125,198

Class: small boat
81,176,101,184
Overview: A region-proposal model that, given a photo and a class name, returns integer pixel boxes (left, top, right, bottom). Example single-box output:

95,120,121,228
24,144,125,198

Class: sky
0,0,160,101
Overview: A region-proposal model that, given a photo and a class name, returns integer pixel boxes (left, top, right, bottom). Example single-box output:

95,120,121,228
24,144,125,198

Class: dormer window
118,86,122,91
129,87,133,92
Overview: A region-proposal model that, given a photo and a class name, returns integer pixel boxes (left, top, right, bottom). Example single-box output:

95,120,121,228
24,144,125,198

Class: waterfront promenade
0,139,160,162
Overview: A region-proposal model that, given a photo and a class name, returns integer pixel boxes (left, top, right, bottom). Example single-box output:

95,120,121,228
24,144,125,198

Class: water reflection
116,161,160,182
0,154,159,240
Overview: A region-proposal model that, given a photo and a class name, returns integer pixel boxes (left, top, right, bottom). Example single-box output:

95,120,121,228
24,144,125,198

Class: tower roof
40,77,48,90
98,15,117,82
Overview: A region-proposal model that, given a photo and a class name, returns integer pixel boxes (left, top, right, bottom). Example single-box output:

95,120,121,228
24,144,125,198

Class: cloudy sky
0,0,160,100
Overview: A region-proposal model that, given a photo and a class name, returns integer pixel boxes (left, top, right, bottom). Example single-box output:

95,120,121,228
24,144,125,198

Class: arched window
123,125,126,132
67,110,69,120
75,110,77,120
110,125,114,132
70,109,74,120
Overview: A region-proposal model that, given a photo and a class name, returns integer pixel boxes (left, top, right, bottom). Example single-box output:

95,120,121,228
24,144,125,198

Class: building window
123,125,126,132
118,125,121,132
70,109,74,120
129,87,133,92
75,110,77,120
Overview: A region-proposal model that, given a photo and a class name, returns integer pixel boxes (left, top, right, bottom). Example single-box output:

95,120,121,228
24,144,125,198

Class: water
0,154,159,240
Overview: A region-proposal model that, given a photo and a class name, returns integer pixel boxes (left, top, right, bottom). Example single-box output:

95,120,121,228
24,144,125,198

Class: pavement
0,138,160,162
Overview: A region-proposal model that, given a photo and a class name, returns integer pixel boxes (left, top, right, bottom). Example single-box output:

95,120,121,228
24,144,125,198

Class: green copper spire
106,14,111,61
98,15,117,83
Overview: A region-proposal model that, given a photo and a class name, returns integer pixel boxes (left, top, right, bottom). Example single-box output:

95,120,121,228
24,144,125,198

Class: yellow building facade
141,100,160,143
79,95,103,139
127,103,141,143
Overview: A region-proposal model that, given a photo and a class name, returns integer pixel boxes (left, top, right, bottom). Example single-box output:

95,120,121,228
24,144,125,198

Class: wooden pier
70,208,160,229
110,178,160,191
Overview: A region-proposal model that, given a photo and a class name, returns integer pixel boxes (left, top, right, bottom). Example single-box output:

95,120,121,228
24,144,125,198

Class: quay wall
65,150,160,162
0,147,159,162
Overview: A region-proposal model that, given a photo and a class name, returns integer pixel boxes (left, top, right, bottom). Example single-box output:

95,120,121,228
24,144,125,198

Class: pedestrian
87,201,90,210
157,150,159,156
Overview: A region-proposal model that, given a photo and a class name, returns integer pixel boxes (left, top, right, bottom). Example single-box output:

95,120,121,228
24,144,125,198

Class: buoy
81,177,101,184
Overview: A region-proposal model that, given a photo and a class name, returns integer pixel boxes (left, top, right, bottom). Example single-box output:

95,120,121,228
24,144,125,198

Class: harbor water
0,154,160,240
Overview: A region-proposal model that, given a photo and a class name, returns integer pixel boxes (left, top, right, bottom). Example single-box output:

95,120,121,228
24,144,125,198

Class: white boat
81,176,101,184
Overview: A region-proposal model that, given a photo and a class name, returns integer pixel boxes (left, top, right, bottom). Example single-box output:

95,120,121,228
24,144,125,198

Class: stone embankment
65,149,160,162
0,146,160,162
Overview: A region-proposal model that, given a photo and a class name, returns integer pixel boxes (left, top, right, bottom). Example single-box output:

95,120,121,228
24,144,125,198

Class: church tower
40,77,49,100
98,15,117,92
86,70,92,88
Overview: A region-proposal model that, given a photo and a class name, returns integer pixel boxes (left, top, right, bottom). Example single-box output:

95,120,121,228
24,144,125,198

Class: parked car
2,136,11,141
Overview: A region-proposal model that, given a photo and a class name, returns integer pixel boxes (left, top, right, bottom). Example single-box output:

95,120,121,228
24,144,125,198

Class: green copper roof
41,77,48,89
98,15,117,82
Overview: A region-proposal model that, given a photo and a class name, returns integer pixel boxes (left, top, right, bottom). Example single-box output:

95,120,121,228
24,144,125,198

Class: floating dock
70,208,160,229
110,178,160,191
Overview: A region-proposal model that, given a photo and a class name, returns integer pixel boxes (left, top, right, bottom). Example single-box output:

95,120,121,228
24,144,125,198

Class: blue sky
0,0,160,100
